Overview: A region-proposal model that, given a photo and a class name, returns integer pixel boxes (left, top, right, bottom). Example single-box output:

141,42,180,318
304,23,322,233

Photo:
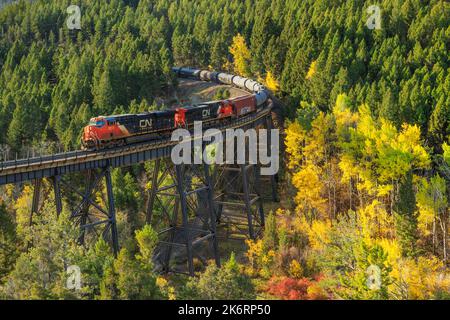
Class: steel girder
146,146,220,276
212,115,278,239
213,163,265,240
29,163,119,256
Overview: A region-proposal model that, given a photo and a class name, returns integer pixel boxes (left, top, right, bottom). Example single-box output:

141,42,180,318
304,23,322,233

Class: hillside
0,0,449,300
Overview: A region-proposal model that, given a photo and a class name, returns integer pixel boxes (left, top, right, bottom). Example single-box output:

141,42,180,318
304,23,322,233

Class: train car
82,110,175,150
230,95,257,117
116,110,176,135
217,72,234,85
244,79,259,92
175,102,222,127
255,84,266,92
255,90,269,107
172,67,181,75
199,70,219,82
232,76,248,90
178,67,200,79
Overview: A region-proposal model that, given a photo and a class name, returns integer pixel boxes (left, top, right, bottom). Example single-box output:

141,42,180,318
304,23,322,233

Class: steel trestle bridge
0,68,280,276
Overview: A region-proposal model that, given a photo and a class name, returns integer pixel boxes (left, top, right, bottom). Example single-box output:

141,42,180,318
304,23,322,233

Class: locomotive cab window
95,120,105,128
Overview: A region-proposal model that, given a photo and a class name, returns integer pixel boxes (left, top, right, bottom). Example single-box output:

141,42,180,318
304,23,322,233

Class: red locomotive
82,67,270,150
82,94,258,150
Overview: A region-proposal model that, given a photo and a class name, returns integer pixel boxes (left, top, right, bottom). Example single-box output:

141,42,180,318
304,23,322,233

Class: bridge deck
0,107,271,185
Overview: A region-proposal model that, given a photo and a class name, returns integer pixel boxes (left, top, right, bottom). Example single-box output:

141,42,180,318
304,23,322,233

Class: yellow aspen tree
14,185,34,239
306,219,332,251
292,163,327,218
285,120,305,170
443,143,450,165
265,71,279,92
306,60,317,80
338,103,430,198
358,200,394,241
286,112,335,219
393,256,449,299
229,34,251,77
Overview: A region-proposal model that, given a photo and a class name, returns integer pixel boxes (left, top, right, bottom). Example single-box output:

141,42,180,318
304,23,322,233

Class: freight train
81,68,270,150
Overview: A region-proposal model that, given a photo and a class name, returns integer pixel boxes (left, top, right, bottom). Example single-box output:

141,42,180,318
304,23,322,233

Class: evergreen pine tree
394,171,420,258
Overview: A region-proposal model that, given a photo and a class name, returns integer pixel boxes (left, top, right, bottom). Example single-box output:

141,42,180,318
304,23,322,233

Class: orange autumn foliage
266,277,329,300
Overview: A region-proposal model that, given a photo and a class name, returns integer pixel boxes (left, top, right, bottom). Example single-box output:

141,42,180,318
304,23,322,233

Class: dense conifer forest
0,0,448,300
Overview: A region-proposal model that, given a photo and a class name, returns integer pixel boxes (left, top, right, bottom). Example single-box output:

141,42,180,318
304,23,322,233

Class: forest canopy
0,0,449,300
0,0,448,154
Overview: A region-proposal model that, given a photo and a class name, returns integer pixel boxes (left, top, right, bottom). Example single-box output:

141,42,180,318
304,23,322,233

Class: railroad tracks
0,106,272,185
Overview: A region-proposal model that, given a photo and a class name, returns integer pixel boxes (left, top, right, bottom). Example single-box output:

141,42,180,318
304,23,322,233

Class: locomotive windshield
89,119,105,127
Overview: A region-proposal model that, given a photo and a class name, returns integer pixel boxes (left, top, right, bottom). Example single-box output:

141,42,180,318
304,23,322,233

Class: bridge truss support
213,163,265,240
24,112,278,272
260,115,279,203
212,113,281,240
30,178,42,226
146,153,220,276
29,163,119,256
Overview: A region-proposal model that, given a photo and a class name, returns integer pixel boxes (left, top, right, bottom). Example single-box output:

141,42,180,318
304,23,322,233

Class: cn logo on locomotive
202,109,211,118
139,119,153,129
